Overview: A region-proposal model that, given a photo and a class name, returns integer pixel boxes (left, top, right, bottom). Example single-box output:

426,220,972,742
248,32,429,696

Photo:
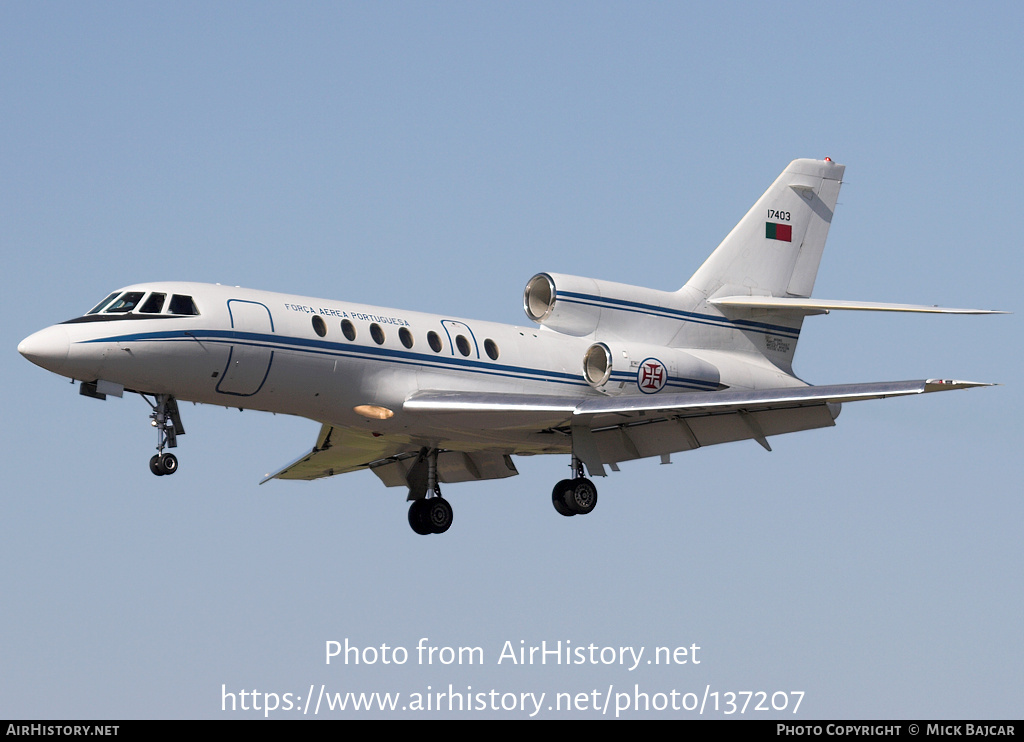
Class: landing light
354,404,394,420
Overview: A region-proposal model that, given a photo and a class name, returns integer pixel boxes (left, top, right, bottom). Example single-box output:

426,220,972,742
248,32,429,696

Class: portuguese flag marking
765,222,792,242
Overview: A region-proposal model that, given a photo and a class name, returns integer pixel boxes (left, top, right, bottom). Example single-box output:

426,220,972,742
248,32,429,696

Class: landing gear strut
551,456,598,517
144,394,185,476
407,448,454,535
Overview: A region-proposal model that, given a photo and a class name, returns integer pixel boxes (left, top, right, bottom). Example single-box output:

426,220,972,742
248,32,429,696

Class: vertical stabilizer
683,158,844,300
673,159,845,372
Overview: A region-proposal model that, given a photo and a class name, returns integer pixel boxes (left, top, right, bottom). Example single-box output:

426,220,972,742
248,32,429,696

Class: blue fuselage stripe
556,291,802,339
81,329,722,391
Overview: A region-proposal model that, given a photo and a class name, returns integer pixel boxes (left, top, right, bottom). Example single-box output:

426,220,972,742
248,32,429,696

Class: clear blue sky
2,2,1020,719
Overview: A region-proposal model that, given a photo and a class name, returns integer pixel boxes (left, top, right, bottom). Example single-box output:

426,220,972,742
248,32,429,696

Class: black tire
551,479,575,516
563,478,598,515
426,497,453,534
158,453,178,476
149,455,164,476
408,499,432,535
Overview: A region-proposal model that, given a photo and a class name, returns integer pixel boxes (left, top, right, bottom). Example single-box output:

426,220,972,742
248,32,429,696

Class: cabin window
427,331,443,353
168,294,199,315
341,319,356,341
484,338,500,360
399,327,414,348
105,292,145,313
456,335,471,357
370,323,385,345
312,315,327,337
140,293,166,314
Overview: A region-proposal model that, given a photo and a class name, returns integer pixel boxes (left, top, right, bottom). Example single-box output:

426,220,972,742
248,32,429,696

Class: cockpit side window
139,293,166,314
105,292,145,313
88,292,121,315
168,294,199,315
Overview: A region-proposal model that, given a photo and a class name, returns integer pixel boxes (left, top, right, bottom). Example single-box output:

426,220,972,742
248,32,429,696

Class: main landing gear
144,393,185,476
407,448,454,535
408,496,454,535
551,456,598,517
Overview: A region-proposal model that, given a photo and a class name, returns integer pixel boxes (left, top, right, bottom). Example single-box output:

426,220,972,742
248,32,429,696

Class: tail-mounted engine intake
524,272,602,336
523,272,683,342
581,340,721,395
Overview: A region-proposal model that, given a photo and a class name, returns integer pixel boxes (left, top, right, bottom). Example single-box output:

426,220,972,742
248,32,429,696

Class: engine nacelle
581,341,721,395
523,272,683,341
524,272,601,336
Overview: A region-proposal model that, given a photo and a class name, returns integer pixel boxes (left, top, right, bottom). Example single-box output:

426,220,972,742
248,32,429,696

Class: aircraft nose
18,325,70,374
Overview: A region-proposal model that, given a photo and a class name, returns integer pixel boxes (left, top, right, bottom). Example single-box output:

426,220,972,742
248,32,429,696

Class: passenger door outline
440,319,479,359
216,299,275,396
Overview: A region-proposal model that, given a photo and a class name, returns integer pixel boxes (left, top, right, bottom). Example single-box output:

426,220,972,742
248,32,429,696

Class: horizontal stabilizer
711,296,1007,315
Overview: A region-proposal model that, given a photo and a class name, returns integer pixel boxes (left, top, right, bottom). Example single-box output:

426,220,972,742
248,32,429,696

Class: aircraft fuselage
20,280,806,455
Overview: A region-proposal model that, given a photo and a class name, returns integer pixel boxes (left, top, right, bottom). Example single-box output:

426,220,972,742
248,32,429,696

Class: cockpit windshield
84,290,200,318
87,292,121,314
106,292,145,313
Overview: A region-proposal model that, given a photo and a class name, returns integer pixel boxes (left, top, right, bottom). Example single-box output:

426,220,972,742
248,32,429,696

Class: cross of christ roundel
637,358,667,394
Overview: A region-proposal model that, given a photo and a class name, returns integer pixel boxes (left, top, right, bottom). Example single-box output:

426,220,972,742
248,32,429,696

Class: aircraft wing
404,379,991,420
265,379,992,486
404,379,994,475
261,422,519,488
260,423,412,482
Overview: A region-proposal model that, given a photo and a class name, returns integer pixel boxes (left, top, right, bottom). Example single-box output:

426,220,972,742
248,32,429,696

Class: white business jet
19,158,1002,535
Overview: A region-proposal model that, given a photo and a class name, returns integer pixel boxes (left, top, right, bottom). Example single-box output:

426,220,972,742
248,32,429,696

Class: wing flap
369,451,519,489
590,403,840,463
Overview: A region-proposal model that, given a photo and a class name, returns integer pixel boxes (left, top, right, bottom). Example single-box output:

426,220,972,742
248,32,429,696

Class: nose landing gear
144,394,185,476
149,452,178,476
